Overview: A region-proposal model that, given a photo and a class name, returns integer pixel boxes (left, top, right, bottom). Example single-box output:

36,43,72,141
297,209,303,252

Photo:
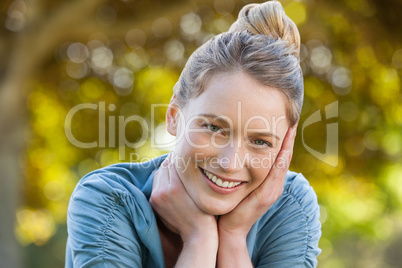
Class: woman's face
167,71,289,215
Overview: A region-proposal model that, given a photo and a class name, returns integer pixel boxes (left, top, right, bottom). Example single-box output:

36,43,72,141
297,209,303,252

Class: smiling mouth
201,168,243,188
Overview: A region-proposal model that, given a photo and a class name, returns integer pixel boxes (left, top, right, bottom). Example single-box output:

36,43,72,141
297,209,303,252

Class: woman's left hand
216,124,297,267
218,124,297,239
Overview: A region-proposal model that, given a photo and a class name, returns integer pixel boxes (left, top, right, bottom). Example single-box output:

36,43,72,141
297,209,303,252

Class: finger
164,152,173,167
168,160,189,193
152,169,160,189
159,152,175,185
287,123,298,164
274,123,297,170
255,148,289,203
155,156,172,189
266,138,292,183
270,150,290,186
280,123,297,152
268,125,298,198
270,153,289,198
165,156,182,187
167,159,177,185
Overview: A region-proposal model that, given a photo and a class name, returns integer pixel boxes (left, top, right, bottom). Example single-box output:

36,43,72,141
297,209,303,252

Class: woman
66,1,321,267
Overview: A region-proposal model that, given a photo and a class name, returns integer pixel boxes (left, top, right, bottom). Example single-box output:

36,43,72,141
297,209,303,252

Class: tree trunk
0,77,26,268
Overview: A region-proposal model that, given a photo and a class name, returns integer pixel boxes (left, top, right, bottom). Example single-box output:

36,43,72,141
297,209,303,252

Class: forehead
184,71,288,128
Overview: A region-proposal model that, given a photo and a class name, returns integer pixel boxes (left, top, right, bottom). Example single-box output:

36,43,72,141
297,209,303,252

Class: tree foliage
0,0,401,267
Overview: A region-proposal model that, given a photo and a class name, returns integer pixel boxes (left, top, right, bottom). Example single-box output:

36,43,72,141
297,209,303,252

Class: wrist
217,229,251,268
182,228,219,247
218,221,249,240
219,227,248,247
181,217,219,245
177,233,218,268
218,225,250,255
182,233,219,259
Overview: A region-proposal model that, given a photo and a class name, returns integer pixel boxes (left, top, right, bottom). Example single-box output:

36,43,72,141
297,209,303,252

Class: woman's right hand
149,153,218,247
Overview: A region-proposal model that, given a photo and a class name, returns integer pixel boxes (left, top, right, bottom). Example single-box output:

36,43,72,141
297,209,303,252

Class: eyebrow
248,131,280,141
197,113,232,127
197,113,281,140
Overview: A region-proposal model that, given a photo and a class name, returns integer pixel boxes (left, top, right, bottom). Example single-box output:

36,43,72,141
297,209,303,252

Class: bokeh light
152,18,172,38
180,13,202,40
125,29,147,48
5,0,27,32
1,0,401,267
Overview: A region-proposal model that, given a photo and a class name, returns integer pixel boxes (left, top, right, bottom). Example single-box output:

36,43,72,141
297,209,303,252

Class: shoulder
68,154,168,228
250,171,321,267
282,171,320,218
66,155,167,267
70,154,167,202
256,171,321,232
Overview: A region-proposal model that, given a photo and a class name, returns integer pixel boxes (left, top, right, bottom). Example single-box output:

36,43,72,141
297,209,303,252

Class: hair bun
229,0,300,58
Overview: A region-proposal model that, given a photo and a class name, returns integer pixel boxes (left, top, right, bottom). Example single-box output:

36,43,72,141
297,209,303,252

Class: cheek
249,152,278,182
186,131,210,148
174,132,217,164
252,151,277,167
184,132,220,154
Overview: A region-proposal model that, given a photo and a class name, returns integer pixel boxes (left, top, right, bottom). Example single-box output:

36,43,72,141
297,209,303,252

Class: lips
201,168,243,189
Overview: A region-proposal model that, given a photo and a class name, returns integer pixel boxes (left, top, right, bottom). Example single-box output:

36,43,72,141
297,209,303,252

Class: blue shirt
66,154,321,267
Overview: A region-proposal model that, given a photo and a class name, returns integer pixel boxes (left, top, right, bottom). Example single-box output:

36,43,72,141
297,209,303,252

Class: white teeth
202,169,241,189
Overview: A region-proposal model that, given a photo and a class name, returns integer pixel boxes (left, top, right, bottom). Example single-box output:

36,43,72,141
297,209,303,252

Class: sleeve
253,173,322,268
66,173,148,268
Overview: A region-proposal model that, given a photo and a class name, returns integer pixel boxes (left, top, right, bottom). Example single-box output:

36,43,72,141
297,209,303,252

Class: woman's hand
217,124,297,267
150,153,218,242
149,153,218,267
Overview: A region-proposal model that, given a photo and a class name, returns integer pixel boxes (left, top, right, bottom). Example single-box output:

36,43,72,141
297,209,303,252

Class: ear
166,94,180,136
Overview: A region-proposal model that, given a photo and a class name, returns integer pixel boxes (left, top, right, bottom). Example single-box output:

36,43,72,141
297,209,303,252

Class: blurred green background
0,0,401,267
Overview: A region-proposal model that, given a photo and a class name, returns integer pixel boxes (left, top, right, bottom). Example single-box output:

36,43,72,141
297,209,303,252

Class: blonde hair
174,0,303,126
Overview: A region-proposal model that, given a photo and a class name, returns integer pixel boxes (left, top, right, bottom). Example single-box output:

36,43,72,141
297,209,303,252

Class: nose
217,143,247,174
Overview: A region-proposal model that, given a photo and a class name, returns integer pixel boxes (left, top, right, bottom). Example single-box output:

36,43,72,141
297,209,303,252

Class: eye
207,124,222,133
200,121,224,134
250,139,272,148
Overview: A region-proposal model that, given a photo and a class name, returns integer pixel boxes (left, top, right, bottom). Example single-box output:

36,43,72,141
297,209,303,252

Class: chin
197,199,238,216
